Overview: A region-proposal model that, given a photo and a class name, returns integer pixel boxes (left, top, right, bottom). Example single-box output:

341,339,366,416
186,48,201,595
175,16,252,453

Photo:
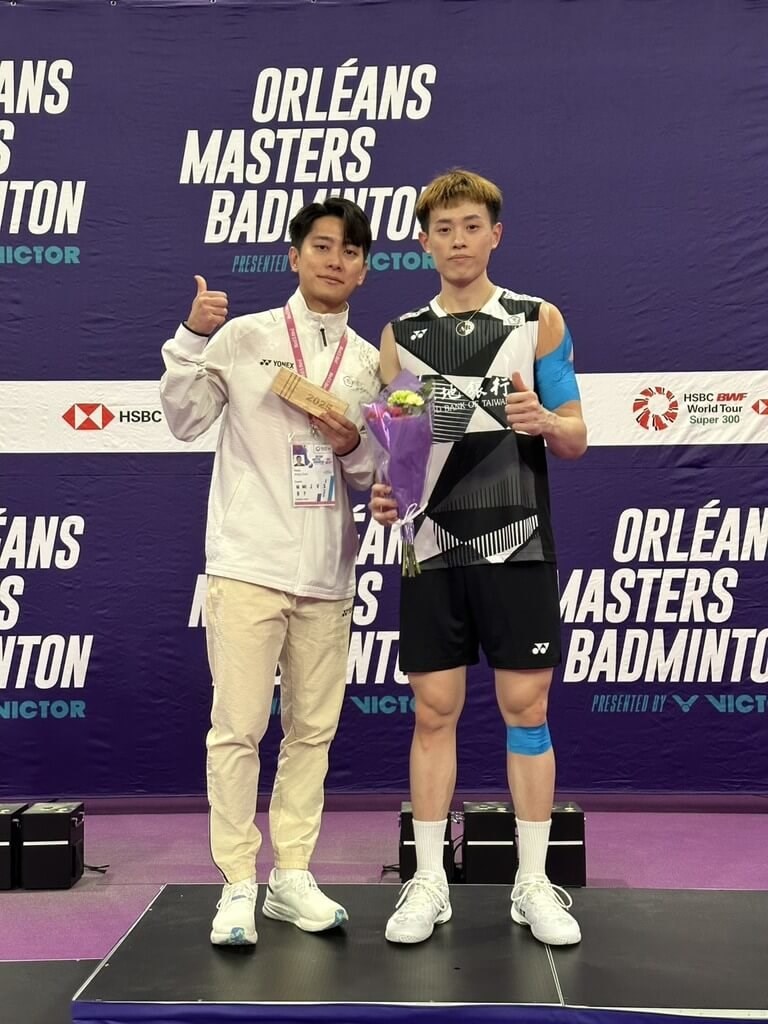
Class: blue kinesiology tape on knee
506,723,552,756
534,326,580,410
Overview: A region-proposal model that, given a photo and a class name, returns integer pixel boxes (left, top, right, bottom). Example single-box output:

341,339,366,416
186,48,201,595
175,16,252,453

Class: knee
414,699,460,737
207,729,258,758
505,694,549,728
209,707,270,749
290,717,338,747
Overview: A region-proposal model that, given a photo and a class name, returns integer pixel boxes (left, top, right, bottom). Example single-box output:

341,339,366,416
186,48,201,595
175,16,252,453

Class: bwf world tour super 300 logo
633,386,679,431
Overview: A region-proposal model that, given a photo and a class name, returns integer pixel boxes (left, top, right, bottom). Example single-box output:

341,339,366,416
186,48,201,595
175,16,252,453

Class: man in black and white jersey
370,170,587,947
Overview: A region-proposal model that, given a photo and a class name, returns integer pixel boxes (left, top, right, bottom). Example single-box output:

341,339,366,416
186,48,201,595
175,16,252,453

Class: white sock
272,868,307,880
516,818,551,878
413,819,448,880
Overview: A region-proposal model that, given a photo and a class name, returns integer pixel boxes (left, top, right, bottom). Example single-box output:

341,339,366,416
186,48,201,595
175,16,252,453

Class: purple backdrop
2,0,767,798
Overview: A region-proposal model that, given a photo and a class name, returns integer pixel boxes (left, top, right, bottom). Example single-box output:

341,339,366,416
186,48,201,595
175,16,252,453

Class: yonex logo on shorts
531,642,550,655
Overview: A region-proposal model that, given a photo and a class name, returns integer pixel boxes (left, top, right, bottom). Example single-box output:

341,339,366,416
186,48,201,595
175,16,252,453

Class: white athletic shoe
510,874,581,945
262,869,348,932
210,880,258,946
385,871,452,944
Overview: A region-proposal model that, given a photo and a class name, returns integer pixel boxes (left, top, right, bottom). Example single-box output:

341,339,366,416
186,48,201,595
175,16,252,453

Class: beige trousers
205,575,352,882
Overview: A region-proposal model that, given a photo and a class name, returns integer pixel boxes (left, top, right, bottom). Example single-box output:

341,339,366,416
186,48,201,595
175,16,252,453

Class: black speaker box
0,803,28,890
20,801,85,890
462,801,518,883
547,801,586,887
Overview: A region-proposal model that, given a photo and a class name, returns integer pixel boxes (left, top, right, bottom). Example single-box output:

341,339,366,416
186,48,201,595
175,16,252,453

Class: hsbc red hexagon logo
633,386,679,431
752,398,768,416
62,403,115,431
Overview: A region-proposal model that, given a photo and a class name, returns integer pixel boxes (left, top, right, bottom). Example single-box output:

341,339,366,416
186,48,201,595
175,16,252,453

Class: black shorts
398,562,561,673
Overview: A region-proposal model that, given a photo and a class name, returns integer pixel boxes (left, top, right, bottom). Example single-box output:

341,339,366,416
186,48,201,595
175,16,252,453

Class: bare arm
379,323,402,385
367,323,402,521
505,302,587,460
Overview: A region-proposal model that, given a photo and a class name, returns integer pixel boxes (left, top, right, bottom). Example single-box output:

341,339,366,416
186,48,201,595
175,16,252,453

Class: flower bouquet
362,370,433,576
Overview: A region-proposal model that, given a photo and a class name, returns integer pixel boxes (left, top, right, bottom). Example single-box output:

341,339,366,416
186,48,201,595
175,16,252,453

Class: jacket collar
289,287,348,347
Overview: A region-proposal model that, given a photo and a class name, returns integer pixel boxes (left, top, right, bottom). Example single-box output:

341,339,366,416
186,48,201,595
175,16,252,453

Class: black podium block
0,803,28,890
398,802,454,882
20,801,85,890
547,801,586,887
461,800,586,887
462,801,518,883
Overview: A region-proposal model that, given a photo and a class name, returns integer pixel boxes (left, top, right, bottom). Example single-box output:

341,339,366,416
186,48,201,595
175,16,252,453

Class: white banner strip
0,373,766,453
579,371,768,447
0,381,218,454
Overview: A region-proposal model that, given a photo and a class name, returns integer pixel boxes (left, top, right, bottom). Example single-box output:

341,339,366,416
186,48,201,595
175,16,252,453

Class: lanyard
283,304,347,390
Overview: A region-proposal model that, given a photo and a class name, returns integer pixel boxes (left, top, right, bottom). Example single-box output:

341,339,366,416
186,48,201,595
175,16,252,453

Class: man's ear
288,245,300,272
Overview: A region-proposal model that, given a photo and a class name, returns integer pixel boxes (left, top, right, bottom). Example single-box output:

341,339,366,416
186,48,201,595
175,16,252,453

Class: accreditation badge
289,435,337,507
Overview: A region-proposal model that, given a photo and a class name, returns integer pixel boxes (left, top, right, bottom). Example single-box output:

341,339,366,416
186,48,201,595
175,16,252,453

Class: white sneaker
262,869,348,932
210,880,258,946
385,871,452,944
510,874,581,945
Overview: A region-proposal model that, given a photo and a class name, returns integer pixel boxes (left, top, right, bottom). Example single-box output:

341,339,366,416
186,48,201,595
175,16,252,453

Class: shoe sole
210,925,257,946
510,905,581,945
385,905,452,944
262,899,348,932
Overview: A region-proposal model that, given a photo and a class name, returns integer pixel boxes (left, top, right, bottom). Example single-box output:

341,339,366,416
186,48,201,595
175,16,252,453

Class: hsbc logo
752,399,768,416
531,642,550,655
62,403,114,431
62,405,163,430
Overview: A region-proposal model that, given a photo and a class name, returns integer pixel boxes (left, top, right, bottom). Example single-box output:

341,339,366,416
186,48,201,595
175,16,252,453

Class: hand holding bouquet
362,371,433,576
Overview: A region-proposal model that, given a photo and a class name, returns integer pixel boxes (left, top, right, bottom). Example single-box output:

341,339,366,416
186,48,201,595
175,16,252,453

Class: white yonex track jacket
160,288,381,600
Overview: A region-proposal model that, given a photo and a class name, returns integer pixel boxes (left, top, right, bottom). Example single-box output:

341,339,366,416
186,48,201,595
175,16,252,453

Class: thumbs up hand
505,371,552,436
185,275,229,336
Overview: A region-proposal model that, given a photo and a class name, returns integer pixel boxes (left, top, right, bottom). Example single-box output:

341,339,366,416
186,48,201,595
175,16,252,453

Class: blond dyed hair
416,169,503,231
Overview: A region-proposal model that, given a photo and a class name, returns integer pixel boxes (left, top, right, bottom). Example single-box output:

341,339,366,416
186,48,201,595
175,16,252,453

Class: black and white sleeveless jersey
392,286,556,569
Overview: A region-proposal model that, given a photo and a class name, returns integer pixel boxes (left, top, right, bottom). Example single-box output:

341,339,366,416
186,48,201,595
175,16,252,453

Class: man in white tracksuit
160,198,380,946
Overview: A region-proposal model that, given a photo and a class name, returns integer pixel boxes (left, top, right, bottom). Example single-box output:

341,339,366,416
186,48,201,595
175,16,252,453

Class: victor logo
672,695,699,713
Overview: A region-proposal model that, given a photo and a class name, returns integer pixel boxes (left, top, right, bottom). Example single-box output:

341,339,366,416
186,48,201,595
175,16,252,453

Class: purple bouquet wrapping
362,370,434,576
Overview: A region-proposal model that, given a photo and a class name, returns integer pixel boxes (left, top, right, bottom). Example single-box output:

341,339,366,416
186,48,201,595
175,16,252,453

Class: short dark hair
289,197,372,259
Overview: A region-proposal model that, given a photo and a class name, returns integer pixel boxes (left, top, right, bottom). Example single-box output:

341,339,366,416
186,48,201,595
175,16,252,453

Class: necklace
438,287,495,336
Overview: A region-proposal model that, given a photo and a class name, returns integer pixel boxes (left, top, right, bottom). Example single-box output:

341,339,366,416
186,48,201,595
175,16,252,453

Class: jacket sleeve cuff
337,432,376,486
172,322,209,355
